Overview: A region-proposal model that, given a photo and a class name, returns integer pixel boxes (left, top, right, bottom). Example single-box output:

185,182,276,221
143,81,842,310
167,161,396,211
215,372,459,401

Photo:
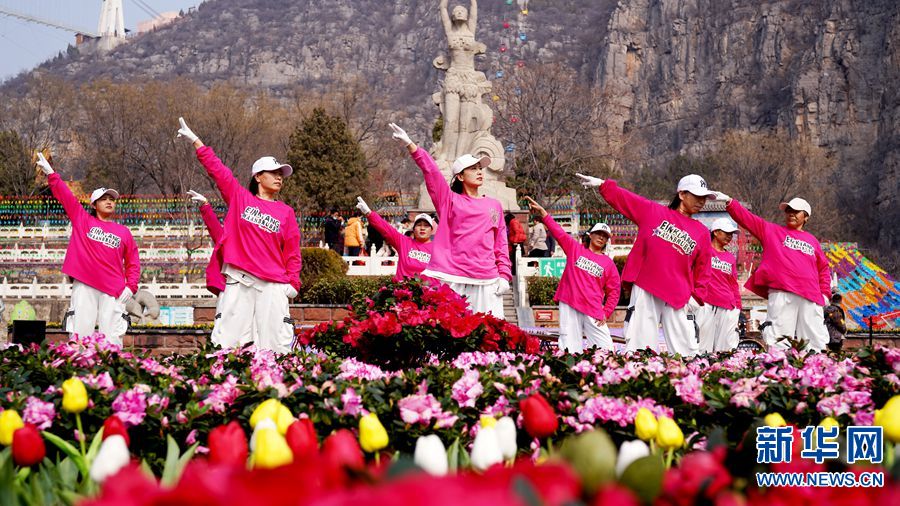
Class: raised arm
720,195,768,240
525,196,576,256
439,0,452,35
468,0,478,33
359,200,406,251
199,203,224,244
390,123,451,219
596,180,655,227
178,117,243,205
41,153,88,223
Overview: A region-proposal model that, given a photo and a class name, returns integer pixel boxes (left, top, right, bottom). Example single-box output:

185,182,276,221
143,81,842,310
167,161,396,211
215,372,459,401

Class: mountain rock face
7,0,899,265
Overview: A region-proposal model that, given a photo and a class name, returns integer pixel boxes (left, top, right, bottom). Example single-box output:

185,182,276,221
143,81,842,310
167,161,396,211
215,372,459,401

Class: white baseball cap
589,222,612,237
451,154,491,175
779,197,812,217
90,188,120,204
413,213,436,229
709,218,739,233
676,174,716,199
251,156,293,177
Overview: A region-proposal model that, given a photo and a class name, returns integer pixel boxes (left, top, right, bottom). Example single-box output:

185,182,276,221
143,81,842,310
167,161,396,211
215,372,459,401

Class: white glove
495,278,511,296
35,152,54,175
823,294,830,306
713,191,732,203
187,190,208,205
686,297,701,314
575,173,604,188
117,287,134,304
389,123,413,146
176,117,199,143
355,196,371,215
286,285,298,299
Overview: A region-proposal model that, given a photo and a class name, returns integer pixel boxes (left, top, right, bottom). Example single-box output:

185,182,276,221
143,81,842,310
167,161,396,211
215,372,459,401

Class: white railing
0,244,214,263
0,223,204,240
0,277,215,300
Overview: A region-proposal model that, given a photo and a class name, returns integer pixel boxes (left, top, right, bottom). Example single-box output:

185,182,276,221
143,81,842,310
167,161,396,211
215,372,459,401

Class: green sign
538,258,566,278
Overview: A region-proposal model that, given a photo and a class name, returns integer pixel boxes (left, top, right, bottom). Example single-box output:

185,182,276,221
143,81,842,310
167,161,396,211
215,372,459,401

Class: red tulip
208,421,249,466
591,484,641,506
521,393,559,439
321,429,364,470
102,415,130,447
285,418,318,458
12,424,45,466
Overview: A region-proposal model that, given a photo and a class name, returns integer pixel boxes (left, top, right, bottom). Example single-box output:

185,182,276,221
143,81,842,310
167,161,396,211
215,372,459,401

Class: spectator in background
323,208,344,251
367,217,385,255
506,212,526,273
527,218,549,257
824,293,847,352
344,210,365,256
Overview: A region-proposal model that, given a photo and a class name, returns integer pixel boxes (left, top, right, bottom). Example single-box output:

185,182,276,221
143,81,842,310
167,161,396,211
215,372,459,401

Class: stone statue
421,0,519,211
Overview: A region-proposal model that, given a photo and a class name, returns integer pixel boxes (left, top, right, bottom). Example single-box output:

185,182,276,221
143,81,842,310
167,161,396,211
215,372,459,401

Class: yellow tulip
655,416,684,450
0,410,25,446
61,377,88,414
274,404,295,436
819,417,840,440
253,428,293,469
480,415,497,429
634,408,658,442
250,399,282,429
875,395,900,443
359,413,389,453
763,413,786,428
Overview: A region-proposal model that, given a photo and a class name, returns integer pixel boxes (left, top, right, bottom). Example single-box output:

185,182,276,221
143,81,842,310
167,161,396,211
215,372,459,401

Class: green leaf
619,454,665,503
447,438,459,473
160,436,194,487
41,431,88,478
86,428,105,462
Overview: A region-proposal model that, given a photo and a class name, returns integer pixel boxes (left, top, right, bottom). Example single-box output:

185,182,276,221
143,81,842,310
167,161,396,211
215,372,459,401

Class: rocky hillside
4,0,899,268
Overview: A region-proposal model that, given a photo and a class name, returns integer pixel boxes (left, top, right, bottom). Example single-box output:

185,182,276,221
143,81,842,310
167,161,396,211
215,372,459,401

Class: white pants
762,290,828,351
696,305,740,352
447,281,505,319
65,280,128,345
211,267,295,354
558,302,612,353
624,285,698,356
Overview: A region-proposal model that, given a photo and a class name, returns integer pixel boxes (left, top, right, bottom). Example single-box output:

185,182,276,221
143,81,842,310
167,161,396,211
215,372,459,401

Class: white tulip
470,427,503,471
616,439,650,477
249,418,277,452
89,435,131,483
414,435,448,476
495,416,518,460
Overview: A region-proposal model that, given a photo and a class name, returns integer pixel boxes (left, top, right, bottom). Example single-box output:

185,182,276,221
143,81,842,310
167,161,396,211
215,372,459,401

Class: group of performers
33,119,832,356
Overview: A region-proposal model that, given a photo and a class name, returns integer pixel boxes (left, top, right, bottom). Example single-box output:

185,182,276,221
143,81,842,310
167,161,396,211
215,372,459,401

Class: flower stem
75,412,87,457
665,448,674,469
546,437,554,458
374,452,380,467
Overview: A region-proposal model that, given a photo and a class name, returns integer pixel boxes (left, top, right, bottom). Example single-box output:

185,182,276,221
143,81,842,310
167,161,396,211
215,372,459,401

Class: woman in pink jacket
577,173,715,356
696,218,742,352
177,118,302,353
36,154,140,345
354,196,436,284
718,193,830,350
186,190,225,297
525,197,621,352
389,123,511,318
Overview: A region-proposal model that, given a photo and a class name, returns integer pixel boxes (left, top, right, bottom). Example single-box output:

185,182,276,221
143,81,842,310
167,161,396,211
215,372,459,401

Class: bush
527,277,559,306
299,247,347,295
300,276,390,305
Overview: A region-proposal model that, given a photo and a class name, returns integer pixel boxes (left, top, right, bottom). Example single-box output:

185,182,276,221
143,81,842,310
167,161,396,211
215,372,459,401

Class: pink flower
185,429,199,445
817,391,872,417
338,359,389,381
451,370,483,408
82,372,116,393
200,375,240,413
672,373,705,406
111,385,150,427
23,396,56,430
337,387,363,417
398,393,444,425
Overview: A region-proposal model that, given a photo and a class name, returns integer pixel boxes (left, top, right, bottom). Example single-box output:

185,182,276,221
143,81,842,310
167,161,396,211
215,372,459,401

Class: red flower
659,448,732,506
207,421,248,466
285,418,318,458
591,483,641,506
12,424,45,466
447,314,483,338
520,393,559,439
370,312,402,336
321,429,364,470
102,415,130,447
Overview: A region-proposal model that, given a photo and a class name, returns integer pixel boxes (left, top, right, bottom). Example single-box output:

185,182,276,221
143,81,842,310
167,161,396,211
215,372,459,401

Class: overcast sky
0,1,203,82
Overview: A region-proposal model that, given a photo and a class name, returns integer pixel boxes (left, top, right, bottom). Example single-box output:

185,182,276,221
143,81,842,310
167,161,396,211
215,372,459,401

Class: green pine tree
283,108,369,212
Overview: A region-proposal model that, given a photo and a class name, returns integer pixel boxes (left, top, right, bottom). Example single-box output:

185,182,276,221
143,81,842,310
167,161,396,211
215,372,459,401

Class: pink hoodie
199,203,225,295
706,249,741,310
196,146,302,291
726,200,830,305
367,211,436,283
48,173,140,297
543,215,621,320
599,180,712,309
412,148,511,281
